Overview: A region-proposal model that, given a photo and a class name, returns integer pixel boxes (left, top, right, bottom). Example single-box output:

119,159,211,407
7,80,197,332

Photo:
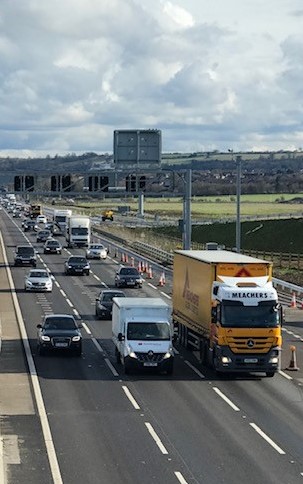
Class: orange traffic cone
138,261,142,272
286,345,299,371
125,253,128,264
130,257,135,267
290,292,297,308
121,253,125,263
158,271,165,286
147,266,153,279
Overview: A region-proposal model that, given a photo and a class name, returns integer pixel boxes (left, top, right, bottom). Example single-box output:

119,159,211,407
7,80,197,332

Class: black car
36,229,52,243
37,314,82,356
95,289,126,319
44,238,62,254
64,256,90,275
114,266,143,288
14,245,37,267
23,220,37,232
45,222,63,236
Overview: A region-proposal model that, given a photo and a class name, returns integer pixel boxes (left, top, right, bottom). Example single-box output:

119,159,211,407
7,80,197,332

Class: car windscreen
69,257,87,264
120,268,139,276
47,241,59,246
44,318,76,330
17,247,34,254
29,271,48,278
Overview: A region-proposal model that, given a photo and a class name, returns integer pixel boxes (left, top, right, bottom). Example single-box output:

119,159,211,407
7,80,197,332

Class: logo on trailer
182,269,199,307
235,267,251,277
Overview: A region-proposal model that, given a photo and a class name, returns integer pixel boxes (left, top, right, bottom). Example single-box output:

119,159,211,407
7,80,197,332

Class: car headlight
72,336,81,342
68,265,72,268
84,265,90,269
41,335,50,341
26,280,32,286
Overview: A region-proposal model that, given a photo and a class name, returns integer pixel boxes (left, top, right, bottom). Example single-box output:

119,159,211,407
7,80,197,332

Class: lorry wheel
200,341,208,366
115,348,121,364
266,371,275,378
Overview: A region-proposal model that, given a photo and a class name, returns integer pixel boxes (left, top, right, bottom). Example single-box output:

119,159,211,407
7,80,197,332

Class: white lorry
112,297,174,375
66,215,91,247
53,209,72,232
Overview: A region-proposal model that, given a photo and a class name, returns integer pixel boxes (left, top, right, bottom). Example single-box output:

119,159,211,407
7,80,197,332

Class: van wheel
115,348,121,364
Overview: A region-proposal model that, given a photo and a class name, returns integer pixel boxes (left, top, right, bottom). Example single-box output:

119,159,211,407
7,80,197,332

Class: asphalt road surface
1,209,303,484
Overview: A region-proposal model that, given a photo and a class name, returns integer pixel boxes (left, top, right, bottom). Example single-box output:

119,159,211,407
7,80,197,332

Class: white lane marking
93,274,100,281
73,309,81,319
54,281,60,288
105,358,119,377
249,423,285,454
0,317,2,354
185,360,205,379
0,437,4,484
113,260,119,264
145,422,168,455
174,471,188,484
160,291,171,299
0,232,63,484
213,387,240,412
147,283,157,290
65,298,73,307
122,386,140,410
92,337,105,354
82,323,91,335
278,370,293,380
60,289,66,297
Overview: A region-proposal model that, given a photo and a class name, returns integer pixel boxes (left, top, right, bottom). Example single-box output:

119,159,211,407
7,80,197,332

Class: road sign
113,129,162,166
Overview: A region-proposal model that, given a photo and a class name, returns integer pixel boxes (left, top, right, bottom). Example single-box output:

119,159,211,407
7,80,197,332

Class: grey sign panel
114,129,161,165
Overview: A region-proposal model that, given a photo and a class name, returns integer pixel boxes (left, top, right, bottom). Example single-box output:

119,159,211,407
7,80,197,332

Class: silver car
24,269,53,292
86,243,108,259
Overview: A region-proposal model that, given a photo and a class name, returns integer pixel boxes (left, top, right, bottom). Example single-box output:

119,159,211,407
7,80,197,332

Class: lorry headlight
269,356,279,364
221,356,232,364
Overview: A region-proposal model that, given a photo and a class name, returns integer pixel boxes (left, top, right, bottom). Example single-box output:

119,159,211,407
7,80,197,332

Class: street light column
236,155,242,253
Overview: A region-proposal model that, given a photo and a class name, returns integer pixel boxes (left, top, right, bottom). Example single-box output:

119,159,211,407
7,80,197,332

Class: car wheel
37,345,45,356
44,250,47,254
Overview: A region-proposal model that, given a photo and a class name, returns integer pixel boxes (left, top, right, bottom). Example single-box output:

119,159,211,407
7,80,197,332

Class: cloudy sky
0,0,302,157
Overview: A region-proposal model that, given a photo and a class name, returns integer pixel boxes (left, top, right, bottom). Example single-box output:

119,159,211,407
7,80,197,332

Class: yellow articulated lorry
172,250,283,377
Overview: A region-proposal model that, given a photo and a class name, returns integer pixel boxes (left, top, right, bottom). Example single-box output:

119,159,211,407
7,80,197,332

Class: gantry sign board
113,129,162,167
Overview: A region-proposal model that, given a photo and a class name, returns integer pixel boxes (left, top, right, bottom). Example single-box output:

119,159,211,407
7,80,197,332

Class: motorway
1,209,303,484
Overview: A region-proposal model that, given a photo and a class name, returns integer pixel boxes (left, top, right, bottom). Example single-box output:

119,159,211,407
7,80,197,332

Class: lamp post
236,155,242,253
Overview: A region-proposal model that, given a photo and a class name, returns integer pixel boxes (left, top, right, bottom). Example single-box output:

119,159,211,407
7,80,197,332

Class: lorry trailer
172,250,282,377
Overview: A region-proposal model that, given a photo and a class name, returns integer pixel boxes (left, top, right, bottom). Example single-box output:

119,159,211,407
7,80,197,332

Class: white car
24,269,53,292
86,243,108,259
36,215,47,224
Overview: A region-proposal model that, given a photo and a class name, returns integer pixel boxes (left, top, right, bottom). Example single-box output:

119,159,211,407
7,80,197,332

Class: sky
0,0,303,157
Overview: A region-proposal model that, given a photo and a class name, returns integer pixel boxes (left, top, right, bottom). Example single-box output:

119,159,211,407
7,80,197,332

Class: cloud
0,0,302,156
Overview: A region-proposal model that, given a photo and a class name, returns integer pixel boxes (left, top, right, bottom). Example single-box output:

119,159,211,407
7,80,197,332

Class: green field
61,193,303,219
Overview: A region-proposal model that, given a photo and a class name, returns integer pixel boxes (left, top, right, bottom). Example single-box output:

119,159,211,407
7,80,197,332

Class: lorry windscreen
221,301,279,328
71,227,88,235
127,322,170,340
55,216,66,223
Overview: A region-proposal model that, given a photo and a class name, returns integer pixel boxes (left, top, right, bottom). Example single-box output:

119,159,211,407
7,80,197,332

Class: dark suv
37,314,82,356
64,256,90,275
14,245,37,267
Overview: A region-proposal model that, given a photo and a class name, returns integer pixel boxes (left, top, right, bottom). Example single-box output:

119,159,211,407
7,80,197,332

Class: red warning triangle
235,268,251,277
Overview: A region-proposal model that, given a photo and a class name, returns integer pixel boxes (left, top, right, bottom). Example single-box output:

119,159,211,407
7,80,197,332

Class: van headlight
72,336,81,342
163,348,174,359
41,335,50,341
127,345,137,358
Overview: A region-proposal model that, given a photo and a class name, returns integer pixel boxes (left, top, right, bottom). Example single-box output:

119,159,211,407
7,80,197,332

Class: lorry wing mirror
211,307,217,324
118,332,125,341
